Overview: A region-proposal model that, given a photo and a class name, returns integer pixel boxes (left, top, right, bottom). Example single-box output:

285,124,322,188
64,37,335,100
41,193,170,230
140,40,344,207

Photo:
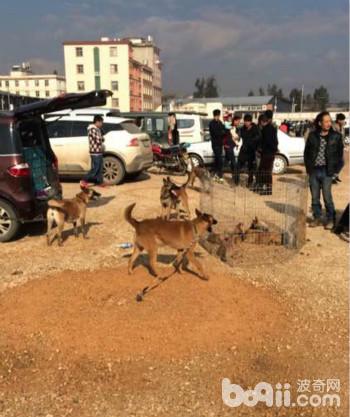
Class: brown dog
46,187,101,246
188,157,211,192
125,203,217,279
160,174,191,220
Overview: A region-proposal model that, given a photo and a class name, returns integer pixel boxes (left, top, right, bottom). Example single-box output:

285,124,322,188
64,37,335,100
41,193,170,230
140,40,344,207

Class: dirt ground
0,159,348,417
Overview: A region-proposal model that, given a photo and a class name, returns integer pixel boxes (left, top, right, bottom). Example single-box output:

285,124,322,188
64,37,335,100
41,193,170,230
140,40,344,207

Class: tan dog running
125,203,217,280
46,187,101,246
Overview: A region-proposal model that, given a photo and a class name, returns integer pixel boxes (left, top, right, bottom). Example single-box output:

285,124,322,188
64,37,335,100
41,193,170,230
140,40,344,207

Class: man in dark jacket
234,114,260,186
304,111,344,229
256,110,278,195
209,109,226,183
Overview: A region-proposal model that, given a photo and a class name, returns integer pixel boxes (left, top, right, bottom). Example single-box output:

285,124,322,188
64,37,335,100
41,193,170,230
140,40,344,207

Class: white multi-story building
63,36,162,111
0,63,66,99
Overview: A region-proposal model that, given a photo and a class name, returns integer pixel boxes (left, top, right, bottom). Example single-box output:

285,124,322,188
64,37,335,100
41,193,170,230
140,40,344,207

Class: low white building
0,63,66,99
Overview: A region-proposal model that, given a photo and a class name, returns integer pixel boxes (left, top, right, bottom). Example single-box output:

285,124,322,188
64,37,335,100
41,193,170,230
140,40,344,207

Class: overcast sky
0,0,348,100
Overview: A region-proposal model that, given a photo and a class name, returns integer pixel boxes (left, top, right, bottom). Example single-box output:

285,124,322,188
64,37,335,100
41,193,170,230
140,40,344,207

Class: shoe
324,219,336,231
308,218,322,228
80,180,89,188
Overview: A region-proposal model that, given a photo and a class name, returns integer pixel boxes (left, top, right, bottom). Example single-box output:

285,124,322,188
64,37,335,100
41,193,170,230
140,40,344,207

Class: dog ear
163,178,167,184
195,208,202,217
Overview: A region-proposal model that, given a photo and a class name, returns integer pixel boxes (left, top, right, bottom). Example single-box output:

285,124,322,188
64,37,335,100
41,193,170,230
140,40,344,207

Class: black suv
0,90,112,242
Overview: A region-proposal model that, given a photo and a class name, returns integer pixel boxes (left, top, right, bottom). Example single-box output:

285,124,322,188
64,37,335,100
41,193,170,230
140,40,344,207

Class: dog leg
186,248,208,280
57,223,64,246
182,194,190,218
73,221,79,238
173,250,185,273
148,249,159,277
46,214,54,246
128,244,142,275
81,218,87,239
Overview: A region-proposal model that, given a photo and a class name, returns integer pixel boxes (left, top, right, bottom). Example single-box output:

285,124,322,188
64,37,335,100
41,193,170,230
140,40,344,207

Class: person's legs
309,168,322,220
95,154,104,185
83,154,102,184
320,168,336,224
213,146,223,178
247,154,256,187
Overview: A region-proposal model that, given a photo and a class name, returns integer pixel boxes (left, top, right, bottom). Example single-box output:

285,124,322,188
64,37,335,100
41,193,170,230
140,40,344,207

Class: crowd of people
208,109,347,238
209,109,278,195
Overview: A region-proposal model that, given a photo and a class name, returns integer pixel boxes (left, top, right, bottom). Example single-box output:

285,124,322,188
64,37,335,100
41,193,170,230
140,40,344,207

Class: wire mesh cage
200,172,309,267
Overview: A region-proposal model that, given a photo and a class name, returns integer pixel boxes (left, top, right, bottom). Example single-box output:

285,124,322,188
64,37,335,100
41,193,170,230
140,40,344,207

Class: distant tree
267,84,284,98
248,90,255,96
313,86,330,110
289,88,303,111
304,94,315,111
193,76,219,98
193,77,206,98
258,87,265,96
205,76,219,98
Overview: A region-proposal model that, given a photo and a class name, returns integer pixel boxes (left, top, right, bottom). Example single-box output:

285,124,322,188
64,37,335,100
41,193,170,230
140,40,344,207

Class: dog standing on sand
125,203,217,280
188,157,211,192
46,187,101,246
160,174,191,220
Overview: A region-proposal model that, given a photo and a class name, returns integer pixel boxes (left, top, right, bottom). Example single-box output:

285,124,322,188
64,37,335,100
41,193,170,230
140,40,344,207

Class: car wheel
273,155,288,175
103,156,125,185
189,153,204,167
0,200,20,242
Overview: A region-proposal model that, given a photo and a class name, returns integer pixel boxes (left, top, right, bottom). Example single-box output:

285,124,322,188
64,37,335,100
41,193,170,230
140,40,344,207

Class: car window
145,118,153,132
46,120,72,138
121,122,141,134
0,122,21,154
177,119,195,129
155,118,164,131
72,121,89,137
102,123,123,134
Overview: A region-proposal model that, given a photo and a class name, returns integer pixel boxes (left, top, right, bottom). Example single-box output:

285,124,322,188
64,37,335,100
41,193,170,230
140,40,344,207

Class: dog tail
124,203,138,228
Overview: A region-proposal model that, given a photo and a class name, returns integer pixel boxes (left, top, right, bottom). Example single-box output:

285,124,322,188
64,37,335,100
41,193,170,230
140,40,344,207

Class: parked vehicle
120,112,207,144
152,142,190,174
187,130,305,174
44,109,153,185
0,90,111,242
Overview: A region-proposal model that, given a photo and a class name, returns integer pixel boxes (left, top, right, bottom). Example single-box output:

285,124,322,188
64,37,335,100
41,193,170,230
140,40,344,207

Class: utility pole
300,84,304,113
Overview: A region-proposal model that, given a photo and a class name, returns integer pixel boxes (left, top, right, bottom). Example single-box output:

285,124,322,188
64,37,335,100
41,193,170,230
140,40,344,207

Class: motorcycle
152,142,191,174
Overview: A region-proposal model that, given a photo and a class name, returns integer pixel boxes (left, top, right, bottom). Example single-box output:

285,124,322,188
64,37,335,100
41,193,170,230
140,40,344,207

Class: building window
111,81,119,91
112,98,119,108
0,81,2,87
77,64,84,74
77,81,85,91
16,91,19,95
45,79,49,87
35,79,39,87
15,80,19,87
36,91,40,97
110,64,118,74
25,80,29,87
45,91,50,97
76,47,83,57
110,47,118,57
94,47,100,75
5,81,9,87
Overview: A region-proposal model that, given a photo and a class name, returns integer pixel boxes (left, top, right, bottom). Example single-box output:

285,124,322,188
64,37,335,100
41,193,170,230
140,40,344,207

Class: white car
45,109,153,184
187,130,305,175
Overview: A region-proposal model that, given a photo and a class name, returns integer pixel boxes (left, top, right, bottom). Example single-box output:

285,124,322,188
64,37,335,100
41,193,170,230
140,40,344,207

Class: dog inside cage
200,172,309,267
